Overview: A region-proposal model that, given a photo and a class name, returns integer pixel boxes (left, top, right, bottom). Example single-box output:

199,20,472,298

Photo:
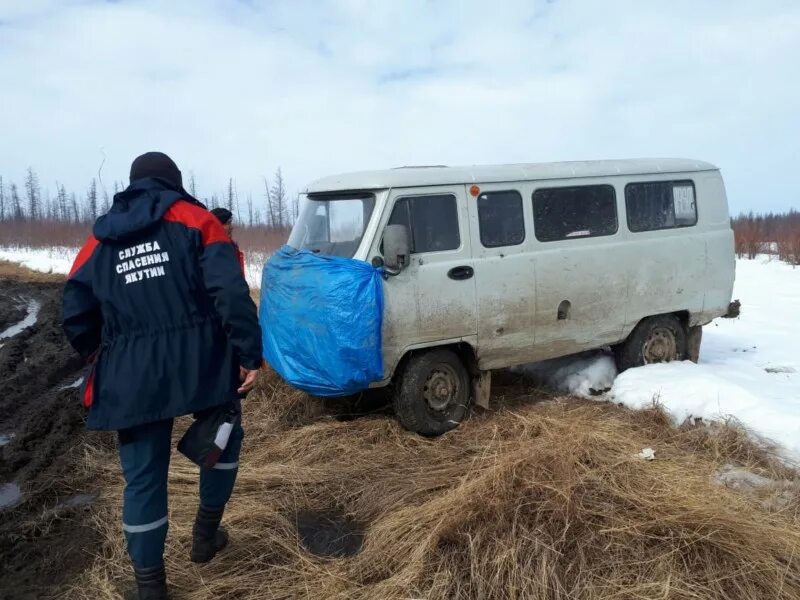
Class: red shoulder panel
68,235,101,278
163,200,230,246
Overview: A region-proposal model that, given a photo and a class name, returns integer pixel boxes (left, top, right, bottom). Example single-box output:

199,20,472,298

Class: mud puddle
0,298,40,340
296,509,365,558
0,277,109,597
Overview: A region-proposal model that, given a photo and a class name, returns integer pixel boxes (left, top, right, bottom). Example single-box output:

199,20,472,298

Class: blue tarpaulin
259,245,384,396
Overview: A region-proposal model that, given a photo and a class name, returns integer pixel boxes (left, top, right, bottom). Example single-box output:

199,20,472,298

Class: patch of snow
515,257,800,459
714,465,777,489
517,350,617,398
611,257,800,459
2,245,271,289
60,376,84,390
0,299,41,340
636,447,656,461
0,483,22,511
712,465,799,511
244,251,270,289
0,245,77,274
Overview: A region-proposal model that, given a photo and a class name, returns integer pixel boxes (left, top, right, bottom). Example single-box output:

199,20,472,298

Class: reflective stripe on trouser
199,419,244,509
118,418,174,569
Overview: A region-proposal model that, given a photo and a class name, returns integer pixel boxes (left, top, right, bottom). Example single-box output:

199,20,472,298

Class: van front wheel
393,349,470,437
616,315,687,371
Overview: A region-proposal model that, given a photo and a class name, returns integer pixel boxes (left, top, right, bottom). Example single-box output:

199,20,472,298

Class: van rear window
477,190,525,247
625,180,697,232
532,185,617,242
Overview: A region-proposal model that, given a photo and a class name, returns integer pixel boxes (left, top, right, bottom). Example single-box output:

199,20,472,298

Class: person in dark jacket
62,152,262,600
210,207,245,274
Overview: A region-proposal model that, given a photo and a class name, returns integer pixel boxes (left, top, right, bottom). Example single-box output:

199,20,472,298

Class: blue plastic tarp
259,245,384,396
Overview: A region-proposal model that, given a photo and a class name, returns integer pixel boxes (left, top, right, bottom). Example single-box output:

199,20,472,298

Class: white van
289,159,735,435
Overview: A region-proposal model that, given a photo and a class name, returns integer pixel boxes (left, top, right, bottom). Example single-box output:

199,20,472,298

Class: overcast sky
0,0,798,214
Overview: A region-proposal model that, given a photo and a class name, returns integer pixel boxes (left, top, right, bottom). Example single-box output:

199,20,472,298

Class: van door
466,184,537,370
530,182,629,359
377,187,478,377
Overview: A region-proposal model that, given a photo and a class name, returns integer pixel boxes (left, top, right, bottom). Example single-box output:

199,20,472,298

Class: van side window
626,180,697,232
477,190,525,247
532,185,617,242
388,194,460,253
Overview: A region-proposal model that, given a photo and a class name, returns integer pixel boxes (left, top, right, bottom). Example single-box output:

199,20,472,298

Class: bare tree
227,178,235,212
44,188,55,220
102,188,111,214
293,192,301,224
87,178,98,222
24,167,41,220
234,188,243,224
10,183,23,220
263,176,275,227
57,184,69,222
70,193,80,223
246,193,254,227
188,172,197,197
0,176,5,221
270,167,287,228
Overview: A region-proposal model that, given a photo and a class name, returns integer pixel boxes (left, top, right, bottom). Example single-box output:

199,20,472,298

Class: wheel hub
642,327,677,364
423,366,459,412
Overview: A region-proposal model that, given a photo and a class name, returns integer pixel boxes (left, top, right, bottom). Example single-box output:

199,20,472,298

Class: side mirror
383,224,411,271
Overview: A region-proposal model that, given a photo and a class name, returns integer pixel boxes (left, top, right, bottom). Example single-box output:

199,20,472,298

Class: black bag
178,402,241,469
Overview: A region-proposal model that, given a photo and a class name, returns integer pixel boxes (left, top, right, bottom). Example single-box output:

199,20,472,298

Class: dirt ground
0,272,111,599
2,262,800,599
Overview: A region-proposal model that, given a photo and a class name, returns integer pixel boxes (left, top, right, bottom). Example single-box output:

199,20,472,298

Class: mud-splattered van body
289,159,734,435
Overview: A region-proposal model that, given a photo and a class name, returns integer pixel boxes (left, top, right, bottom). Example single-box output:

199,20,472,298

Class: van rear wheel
393,349,470,437
616,315,687,371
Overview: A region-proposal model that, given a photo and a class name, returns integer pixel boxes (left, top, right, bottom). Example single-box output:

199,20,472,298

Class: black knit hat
210,207,233,225
129,152,183,189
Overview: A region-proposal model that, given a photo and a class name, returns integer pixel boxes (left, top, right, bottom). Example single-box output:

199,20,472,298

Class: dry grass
0,219,287,257
61,370,800,600
0,259,65,282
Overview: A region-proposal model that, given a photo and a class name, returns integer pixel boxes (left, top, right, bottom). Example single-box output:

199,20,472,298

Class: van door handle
447,266,474,280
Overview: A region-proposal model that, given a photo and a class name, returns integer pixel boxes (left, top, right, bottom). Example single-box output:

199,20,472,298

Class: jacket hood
93,177,203,242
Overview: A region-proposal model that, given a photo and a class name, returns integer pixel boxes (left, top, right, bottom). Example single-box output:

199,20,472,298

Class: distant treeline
0,166,299,228
0,167,295,254
732,210,800,265
2,167,798,266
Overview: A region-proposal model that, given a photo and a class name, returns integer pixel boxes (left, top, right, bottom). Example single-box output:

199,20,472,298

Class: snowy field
0,246,77,276
0,245,267,288
522,257,800,459
2,246,798,457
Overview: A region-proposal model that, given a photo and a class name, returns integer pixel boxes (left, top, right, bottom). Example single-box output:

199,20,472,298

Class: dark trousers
117,416,244,569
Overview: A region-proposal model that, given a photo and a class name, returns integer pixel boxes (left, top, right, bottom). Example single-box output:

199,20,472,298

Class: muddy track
0,279,109,599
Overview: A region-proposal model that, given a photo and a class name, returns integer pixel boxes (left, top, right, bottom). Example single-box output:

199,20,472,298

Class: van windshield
287,193,375,258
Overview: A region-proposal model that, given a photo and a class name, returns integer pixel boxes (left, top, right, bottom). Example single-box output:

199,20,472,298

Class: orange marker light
469,185,480,197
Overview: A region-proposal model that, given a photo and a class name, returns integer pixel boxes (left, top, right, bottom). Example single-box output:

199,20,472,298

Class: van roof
305,158,718,193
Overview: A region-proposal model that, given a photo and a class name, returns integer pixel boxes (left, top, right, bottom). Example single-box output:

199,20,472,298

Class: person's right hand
238,367,259,394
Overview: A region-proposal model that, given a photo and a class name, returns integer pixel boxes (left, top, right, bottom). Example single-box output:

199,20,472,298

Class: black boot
125,564,168,600
190,505,229,563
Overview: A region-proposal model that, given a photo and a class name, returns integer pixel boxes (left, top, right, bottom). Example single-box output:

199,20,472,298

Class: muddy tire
616,314,688,371
393,349,470,437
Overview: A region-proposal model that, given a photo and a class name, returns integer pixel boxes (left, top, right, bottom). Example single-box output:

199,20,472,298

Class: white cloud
0,0,798,213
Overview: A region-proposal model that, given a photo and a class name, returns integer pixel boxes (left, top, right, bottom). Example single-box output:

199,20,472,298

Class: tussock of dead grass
0,259,65,283
65,370,800,599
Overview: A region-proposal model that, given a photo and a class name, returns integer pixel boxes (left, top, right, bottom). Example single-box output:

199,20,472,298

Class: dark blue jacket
62,178,262,431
